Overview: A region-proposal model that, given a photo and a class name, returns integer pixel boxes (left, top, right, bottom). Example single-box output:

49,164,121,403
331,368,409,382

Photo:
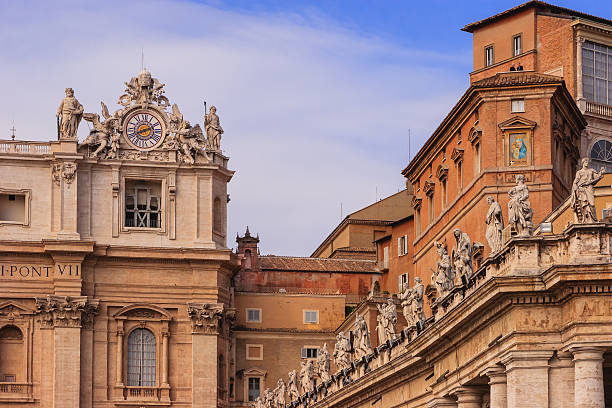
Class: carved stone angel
316,343,331,383
166,104,209,164
81,102,120,158
333,331,351,371
119,69,169,107
287,369,300,402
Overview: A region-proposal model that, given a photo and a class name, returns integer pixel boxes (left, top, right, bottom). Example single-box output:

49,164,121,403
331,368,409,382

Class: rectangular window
485,45,494,67
248,377,261,401
398,273,409,292
246,344,263,360
457,162,463,191
303,310,319,324
3,375,15,382
124,180,162,228
513,35,522,56
511,99,525,113
246,308,261,323
397,235,408,256
383,246,389,269
415,208,421,236
301,347,319,359
441,179,447,209
427,194,434,224
474,142,481,175
0,193,26,223
582,40,612,104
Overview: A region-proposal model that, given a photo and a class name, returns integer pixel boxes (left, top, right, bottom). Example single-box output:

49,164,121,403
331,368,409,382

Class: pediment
468,126,482,144
411,195,422,209
114,303,171,320
498,116,537,131
0,301,34,315
451,147,464,162
423,180,435,195
244,368,267,377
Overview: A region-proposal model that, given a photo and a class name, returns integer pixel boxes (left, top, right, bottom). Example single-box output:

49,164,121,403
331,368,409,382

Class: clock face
124,110,165,150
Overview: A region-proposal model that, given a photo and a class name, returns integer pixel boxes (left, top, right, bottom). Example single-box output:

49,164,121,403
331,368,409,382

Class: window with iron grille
125,180,162,228
127,328,156,386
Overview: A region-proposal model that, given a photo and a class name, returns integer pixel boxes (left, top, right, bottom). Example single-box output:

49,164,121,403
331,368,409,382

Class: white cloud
0,0,468,255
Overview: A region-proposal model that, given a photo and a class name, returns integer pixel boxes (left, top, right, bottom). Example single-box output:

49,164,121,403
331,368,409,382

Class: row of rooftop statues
55,70,224,163
253,161,607,408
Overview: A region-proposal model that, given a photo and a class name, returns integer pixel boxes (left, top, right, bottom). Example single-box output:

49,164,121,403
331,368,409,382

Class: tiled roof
472,71,563,88
462,1,612,33
259,256,377,273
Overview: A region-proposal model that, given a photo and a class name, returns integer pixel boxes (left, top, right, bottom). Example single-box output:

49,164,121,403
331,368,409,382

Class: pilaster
500,350,552,408
483,366,507,408
571,346,605,408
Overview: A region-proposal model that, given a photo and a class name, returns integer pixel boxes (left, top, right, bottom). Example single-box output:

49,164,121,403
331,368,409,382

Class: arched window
0,325,23,382
127,328,156,387
591,140,612,164
213,197,223,234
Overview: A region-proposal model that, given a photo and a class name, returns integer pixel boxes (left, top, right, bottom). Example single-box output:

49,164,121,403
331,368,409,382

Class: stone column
572,347,605,408
454,388,482,408
576,36,585,101
549,352,574,408
501,350,552,408
162,330,170,386
484,366,507,408
188,303,224,408
115,327,124,387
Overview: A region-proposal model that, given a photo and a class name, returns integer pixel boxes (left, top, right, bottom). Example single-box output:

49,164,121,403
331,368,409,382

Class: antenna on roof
10,121,16,140
340,202,343,220
140,48,144,71
408,128,411,162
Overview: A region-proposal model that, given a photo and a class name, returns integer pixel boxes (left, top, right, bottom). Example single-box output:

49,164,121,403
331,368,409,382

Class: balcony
584,100,612,118
114,386,170,406
0,382,34,402
0,140,52,155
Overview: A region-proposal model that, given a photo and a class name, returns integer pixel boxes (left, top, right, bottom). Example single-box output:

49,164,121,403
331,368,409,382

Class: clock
123,110,165,150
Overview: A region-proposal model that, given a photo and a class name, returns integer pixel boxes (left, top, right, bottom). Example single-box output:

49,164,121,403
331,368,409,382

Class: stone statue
452,228,473,283
167,104,208,164
273,379,286,408
205,105,224,151
317,343,331,383
571,158,605,223
333,331,351,371
119,69,169,107
431,242,454,298
299,360,315,394
263,388,274,408
508,174,533,236
485,196,504,253
253,396,263,408
287,369,300,401
376,298,397,344
82,102,120,158
352,313,372,359
399,285,415,327
410,277,426,326
57,88,83,140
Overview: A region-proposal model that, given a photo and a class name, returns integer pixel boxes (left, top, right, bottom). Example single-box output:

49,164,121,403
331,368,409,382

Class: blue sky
1,0,611,255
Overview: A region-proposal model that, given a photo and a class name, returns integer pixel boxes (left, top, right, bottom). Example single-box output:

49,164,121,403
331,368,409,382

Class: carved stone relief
35,295,99,328
187,302,224,335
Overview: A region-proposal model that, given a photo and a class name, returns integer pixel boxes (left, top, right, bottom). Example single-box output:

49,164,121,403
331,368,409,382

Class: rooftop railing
585,100,612,117
0,140,52,155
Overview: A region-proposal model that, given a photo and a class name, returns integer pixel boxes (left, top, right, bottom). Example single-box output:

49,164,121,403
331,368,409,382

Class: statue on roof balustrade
263,388,274,408
205,105,224,151
352,313,372,359
431,242,454,298
452,228,473,284
376,298,397,344
508,174,533,236
287,369,300,401
317,343,332,383
333,331,351,371
571,158,605,224
299,360,315,394
273,378,286,408
485,196,504,253
57,88,83,140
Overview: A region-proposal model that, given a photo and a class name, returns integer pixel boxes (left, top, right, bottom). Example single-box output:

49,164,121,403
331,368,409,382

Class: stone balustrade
0,140,52,155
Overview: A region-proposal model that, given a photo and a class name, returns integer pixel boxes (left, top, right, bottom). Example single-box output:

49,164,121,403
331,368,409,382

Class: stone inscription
0,264,79,279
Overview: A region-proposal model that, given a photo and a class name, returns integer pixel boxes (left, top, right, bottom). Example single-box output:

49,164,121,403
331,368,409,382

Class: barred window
125,180,162,228
127,328,156,386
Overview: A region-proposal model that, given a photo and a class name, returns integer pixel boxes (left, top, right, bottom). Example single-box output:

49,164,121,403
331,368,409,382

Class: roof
259,256,377,273
472,71,564,88
462,0,612,33
401,71,585,179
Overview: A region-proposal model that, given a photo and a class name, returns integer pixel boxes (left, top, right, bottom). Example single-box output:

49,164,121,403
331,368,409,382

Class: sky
1,0,611,255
